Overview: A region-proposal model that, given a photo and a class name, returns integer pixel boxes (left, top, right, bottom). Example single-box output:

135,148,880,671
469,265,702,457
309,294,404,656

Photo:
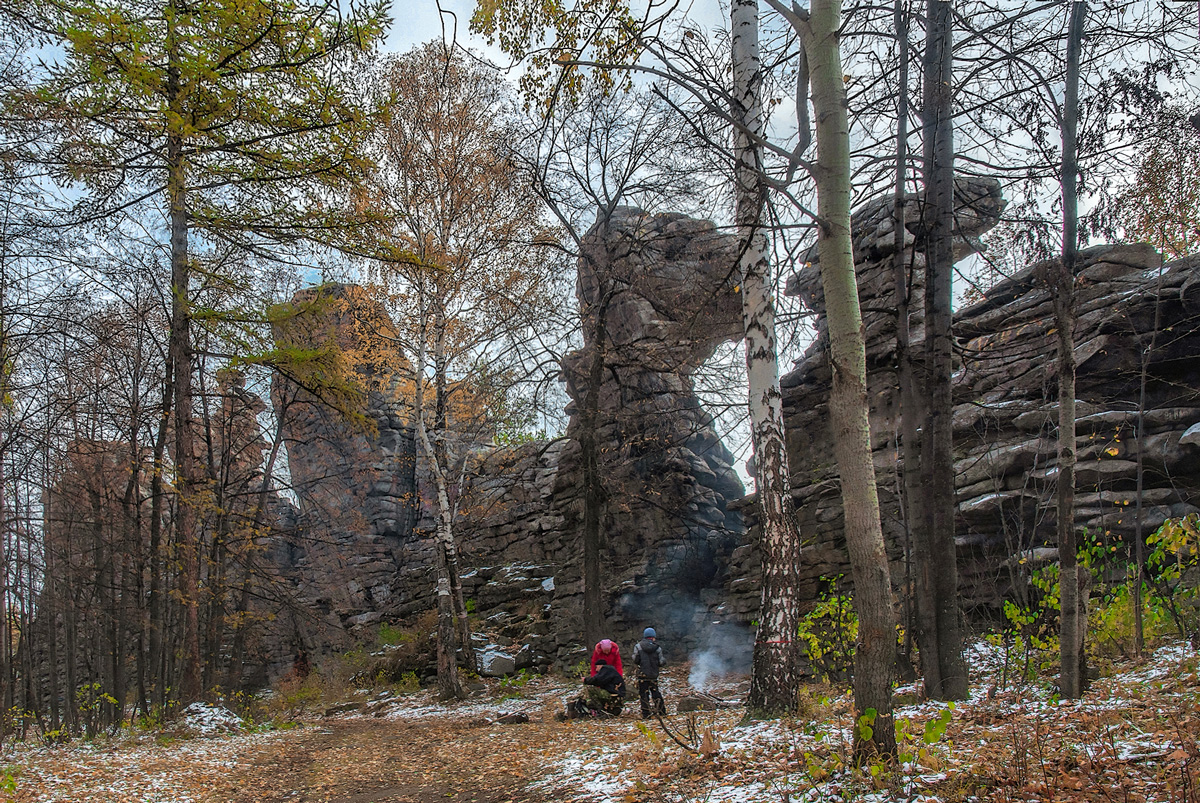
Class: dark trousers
638,678,665,717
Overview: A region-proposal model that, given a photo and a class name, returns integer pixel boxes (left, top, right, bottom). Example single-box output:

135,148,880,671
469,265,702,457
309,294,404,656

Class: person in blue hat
631,627,666,718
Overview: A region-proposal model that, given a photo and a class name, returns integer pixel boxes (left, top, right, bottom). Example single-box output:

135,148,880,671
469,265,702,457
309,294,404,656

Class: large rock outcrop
452,209,750,665
731,178,1200,620
263,211,751,669
270,283,422,635
553,209,747,654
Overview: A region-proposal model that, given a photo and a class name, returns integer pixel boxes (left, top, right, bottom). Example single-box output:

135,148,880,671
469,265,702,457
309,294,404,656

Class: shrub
988,562,1061,685
393,671,421,693
1089,513,1200,662
265,673,323,723
338,611,438,692
797,578,858,684
378,622,411,646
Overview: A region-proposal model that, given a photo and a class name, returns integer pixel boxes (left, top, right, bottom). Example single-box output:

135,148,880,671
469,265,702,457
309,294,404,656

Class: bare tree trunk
414,304,464,701
88,485,119,728
891,0,924,680
64,565,78,732
17,527,35,737
580,274,616,651
1132,264,1166,656
203,530,226,692
0,451,10,726
203,383,233,696
735,0,802,717
126,396,149,720
1057,0,1087,699
44,514,61,730
227,406,288,690
112,540,127,724
147,357,173,713
918,0,967,701
202,388,224,694
430,312,477,676
116,426,144,724
0,231,10,732
166,7,202,702
802,0,898,758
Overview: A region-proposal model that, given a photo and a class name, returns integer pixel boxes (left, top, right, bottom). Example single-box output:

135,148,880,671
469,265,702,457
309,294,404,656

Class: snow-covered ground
0,726,284,803
2,640,1197,802
532,638,1200,803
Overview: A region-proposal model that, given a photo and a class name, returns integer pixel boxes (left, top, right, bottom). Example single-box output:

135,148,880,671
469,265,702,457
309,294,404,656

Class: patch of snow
180,702,243,734
704,780,773,802
534,747,627,802
3,729,282,803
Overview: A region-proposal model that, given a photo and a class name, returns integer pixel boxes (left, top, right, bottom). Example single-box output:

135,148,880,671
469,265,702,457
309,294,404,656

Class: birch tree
729,0,802,717
360,42,559,698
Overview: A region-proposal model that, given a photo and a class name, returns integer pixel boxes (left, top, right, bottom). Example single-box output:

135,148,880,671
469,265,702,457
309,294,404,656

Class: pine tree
29,0,388,703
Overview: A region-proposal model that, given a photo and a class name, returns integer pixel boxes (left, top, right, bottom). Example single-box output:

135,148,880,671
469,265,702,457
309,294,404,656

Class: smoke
687,618,753,691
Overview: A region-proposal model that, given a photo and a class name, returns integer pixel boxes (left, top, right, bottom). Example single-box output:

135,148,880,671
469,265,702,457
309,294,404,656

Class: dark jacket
632,637,663,679
584,663,626,697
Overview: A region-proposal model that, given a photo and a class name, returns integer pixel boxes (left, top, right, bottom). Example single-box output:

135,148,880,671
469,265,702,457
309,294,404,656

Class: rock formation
262,211,750,670
452,209,749,666
729,178,1200,623
270,283,421,636
259,185,1200,681
553,208,747,655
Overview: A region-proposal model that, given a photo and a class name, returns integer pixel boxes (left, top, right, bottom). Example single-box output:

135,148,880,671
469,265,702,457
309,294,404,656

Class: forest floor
2,638,1199,803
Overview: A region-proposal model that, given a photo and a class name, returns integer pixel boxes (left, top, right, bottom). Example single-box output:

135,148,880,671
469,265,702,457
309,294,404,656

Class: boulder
477,649,517,677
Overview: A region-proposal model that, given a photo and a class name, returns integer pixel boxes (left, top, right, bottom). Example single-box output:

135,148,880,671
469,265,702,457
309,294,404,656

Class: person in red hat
589,638,623,677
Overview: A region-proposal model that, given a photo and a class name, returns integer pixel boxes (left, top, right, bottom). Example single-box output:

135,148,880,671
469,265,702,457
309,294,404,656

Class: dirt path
207,715,570,803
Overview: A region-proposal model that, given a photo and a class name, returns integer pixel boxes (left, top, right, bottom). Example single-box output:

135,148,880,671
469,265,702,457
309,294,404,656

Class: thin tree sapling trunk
415,304,464,701
1056,0,1086,700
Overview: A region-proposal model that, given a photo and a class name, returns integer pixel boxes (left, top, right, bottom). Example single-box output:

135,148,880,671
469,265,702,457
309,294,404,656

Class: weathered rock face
270,283,420,635
551,209,747,658
444,440,567,666
448,209,750,666
949,245,1200,606
734,179,1200,622
263,212,750,669
786,176,1006,352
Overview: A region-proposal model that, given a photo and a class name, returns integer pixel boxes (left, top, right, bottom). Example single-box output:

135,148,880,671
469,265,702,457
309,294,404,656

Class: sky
386,0,516,61
384,0,730,61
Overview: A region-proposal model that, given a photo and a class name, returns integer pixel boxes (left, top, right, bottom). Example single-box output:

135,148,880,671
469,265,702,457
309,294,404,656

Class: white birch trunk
414,302,464,701
734,0,802,716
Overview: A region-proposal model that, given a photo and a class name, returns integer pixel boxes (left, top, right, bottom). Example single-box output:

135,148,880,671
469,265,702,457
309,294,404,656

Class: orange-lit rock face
270,283,420,624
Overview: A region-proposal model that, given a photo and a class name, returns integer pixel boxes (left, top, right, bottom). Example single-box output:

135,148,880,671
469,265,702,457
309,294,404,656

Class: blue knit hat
644,627,656,638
